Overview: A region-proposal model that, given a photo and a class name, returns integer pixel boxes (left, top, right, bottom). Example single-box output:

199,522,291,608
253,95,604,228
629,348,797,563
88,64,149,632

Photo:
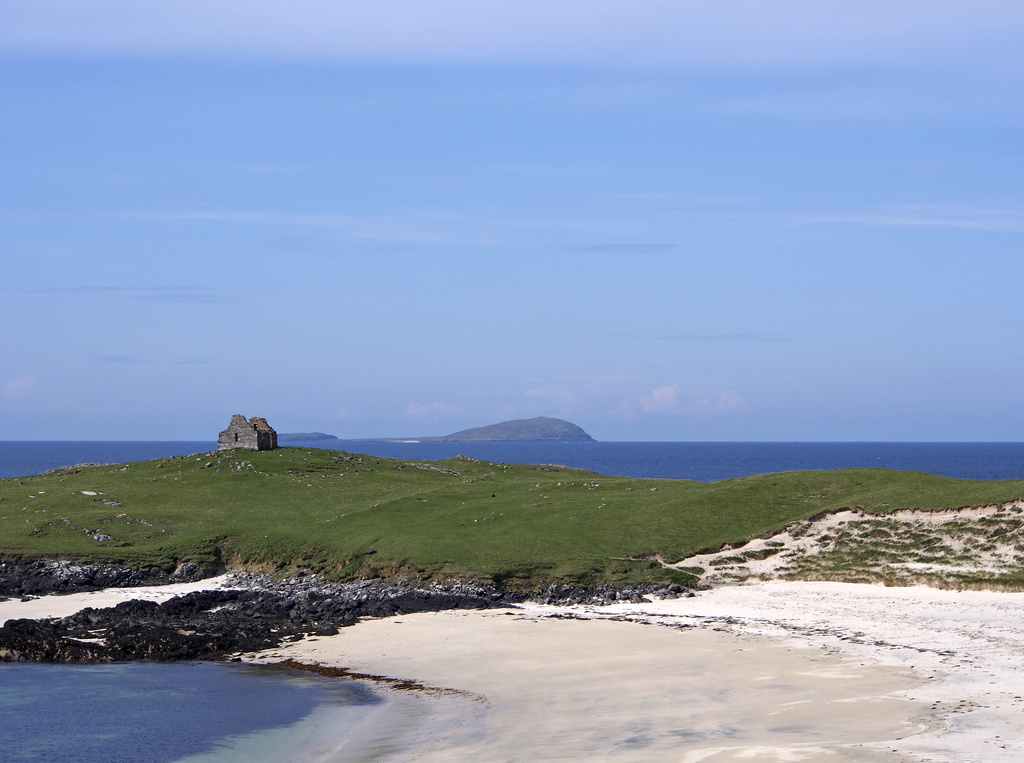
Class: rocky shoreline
0,561,690,663
0,558,212,599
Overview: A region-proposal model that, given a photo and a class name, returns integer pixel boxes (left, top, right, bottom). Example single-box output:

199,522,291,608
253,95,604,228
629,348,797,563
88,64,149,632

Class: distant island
281,417,596,444
428,416,596,443
277,432,340,444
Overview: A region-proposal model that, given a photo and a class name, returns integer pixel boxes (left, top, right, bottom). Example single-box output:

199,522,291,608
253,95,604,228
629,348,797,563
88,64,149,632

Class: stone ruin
217,414,279,451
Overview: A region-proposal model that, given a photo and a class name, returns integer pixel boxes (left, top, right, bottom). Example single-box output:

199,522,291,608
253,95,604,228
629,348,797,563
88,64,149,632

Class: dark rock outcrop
0,579,501,663
0,558,211,600
0,565,690,663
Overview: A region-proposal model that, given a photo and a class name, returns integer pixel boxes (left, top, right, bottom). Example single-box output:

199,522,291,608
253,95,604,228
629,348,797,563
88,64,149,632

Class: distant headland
279,416,596,444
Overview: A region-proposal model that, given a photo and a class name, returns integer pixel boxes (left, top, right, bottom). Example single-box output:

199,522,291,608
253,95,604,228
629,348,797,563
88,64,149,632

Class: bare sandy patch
669,500,1024,588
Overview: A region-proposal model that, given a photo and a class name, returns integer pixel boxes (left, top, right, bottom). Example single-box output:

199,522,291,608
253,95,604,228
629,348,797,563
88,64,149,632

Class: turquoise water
0,662,380,763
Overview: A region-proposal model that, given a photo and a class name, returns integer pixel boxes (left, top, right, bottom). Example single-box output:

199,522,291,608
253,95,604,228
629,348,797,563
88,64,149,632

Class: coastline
7,578,1024,760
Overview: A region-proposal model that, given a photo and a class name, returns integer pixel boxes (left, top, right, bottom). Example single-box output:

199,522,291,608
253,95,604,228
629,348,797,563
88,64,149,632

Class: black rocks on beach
0,564,689,664
0,577,504,663
0,557,210,600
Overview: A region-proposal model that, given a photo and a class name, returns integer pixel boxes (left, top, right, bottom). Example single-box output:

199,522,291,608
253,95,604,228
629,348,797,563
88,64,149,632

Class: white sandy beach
7,579,1024,761
246,582,1024,763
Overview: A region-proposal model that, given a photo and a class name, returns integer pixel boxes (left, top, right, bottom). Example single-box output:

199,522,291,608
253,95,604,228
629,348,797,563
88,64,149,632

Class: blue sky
3,1,1024,441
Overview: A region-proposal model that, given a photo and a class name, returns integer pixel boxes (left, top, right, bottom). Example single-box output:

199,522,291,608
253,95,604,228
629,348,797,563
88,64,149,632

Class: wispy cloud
619,385,747,419
262,234,336,257
806,205,1024,233
211,161,308,175
93,355,145,364
606,192,758,207
601,332,791,343
2,1,1021,73
483,163,606,178
565,243,678,255
173,357,212,365
4,286,225,304
121,210,352,226
90,355,213,365
112,208,494,247
661,332,791,343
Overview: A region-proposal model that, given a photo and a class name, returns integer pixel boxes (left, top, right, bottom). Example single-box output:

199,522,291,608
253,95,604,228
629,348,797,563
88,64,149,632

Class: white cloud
629,385,747,417
524,373,646,417
638,384,682,414
2,1,1021,71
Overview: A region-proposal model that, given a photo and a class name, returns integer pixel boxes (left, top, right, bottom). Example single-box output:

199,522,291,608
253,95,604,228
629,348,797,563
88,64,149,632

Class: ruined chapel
217,414,279,451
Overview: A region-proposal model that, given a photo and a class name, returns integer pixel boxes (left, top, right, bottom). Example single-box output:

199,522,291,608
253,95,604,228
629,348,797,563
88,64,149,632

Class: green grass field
3,447,1023,586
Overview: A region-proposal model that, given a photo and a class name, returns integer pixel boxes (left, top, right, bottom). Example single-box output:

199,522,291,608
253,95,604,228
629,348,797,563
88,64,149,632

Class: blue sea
3,439,1024,761
4,440,1024,481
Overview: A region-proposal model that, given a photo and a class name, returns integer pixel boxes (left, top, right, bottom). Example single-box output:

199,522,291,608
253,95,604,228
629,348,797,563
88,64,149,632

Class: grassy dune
2,447,1023,586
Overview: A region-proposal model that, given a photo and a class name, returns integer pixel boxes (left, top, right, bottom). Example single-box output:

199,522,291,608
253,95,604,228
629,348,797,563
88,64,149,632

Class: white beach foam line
0,574,235,626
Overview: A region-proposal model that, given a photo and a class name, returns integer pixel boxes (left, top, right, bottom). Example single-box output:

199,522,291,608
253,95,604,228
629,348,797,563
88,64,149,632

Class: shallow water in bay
0,661,380,763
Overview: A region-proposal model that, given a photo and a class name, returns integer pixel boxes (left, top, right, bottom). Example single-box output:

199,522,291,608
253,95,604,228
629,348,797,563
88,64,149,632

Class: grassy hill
2,447,1023,586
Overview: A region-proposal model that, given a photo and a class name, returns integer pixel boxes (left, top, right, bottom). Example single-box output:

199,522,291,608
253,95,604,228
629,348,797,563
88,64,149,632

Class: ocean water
0,662,380,763
3,440,1024,481
0,441,213,480
315,440,1024,481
